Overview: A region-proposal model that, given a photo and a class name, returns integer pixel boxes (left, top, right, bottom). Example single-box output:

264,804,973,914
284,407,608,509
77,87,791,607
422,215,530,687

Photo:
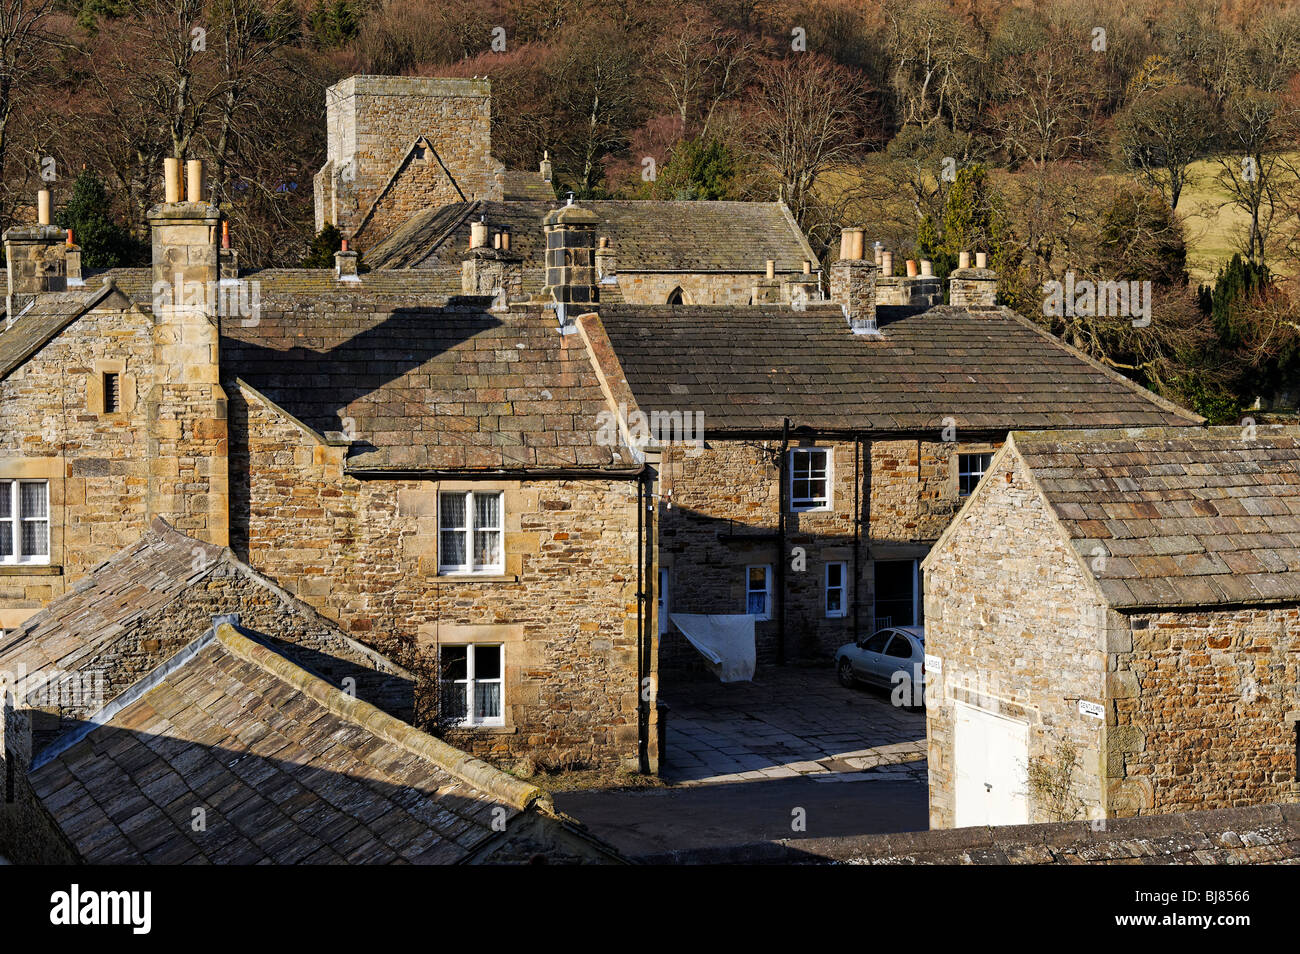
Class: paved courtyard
556,667,930,858
660,666,928,785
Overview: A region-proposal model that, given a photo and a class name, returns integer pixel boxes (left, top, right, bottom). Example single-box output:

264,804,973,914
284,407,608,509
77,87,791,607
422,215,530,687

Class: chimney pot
470,219,489,249
164,158,182,203
501,229,511,251
906,259,918,277
765,260,776,281
803,260,812,275
186,160,204,203
920,259,933,277
975,251,988,269
221,220,230,250
847,229,863,261
881,251,893,277
873,242,884,267
958,251,971,269
37,190,51,226
66,229,74,247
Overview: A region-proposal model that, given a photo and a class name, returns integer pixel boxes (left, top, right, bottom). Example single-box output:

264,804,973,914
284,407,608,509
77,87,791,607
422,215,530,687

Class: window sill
0,564,61,576
436,573,519,583
447,724,516,735
789,505,833,514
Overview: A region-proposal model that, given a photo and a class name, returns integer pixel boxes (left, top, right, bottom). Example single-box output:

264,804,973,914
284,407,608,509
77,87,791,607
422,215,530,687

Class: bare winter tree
988,31,1102,169
884,0,981,131
1116,85,1215,210
746,54,878,244
1213,89,1298,266
653,12,754,141
0,0,55,222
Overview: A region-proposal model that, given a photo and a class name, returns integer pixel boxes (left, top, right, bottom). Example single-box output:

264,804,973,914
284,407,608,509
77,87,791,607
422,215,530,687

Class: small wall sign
924,653,942,674
1077,699,1105,720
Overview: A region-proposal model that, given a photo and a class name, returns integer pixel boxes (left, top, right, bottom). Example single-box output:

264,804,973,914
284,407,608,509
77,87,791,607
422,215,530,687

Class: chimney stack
145,158,229,547
542,201,599,304
66,230,83,287
831,226,878,333
4,190,70,320
595,236,617,281
540,151,553,183
949,249,998,308
336,237,360,281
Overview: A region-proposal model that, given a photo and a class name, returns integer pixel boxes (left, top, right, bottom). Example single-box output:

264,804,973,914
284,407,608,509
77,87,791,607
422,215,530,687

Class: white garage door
954,702,1029,827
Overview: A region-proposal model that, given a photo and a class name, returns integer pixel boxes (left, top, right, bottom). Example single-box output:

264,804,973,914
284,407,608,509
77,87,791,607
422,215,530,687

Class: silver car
836,626,926,705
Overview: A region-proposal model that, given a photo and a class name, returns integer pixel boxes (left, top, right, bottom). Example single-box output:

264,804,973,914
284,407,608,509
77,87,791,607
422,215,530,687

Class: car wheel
837,658,856,688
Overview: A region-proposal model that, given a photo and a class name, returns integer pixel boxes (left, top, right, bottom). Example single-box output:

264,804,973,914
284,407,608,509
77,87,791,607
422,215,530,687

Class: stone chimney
596,236,617,282
751,259,781,304
335,238,360,282
462,242,524,307
783,259,821,306
65,230,83,287
146,158,229,547
831,227,878,334
4,189,69,321
542,198,599,304
540,151,553,183
948,249,999,308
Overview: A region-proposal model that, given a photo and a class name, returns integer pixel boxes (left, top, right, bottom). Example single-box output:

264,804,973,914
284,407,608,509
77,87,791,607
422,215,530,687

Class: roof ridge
214,623,553,813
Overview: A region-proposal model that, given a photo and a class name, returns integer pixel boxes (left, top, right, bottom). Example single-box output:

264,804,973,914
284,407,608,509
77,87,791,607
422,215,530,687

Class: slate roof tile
1016,426,1300,609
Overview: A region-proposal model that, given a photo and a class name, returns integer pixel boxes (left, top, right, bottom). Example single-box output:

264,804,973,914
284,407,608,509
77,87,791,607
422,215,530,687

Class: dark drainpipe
777,418,790,665
853,435,862,641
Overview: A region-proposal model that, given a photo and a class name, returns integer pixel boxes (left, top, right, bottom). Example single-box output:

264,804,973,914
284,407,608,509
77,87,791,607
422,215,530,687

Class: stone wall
0,694,79,864
0,301,156,630
1110,604,1300,815
316,76,503,242
657,436,1001,671
614,272,808,306
229,382,656,771
923,450,1107,829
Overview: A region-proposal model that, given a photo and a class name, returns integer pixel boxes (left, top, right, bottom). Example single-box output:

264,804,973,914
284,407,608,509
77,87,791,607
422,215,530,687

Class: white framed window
825,561,847,618
790,448,831,511
438,491,504,574
0,480,49,565
658,567,670,635
958,453,994,496
746,564,772,620
440,644,505,727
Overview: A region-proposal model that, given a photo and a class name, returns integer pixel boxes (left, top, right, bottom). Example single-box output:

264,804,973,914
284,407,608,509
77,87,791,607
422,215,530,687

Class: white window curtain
0,480,48,564
439,491,504,574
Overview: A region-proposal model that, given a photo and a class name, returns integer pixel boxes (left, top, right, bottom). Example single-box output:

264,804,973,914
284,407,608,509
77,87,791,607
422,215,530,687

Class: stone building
0,160,660,774
317,74,821,306
0,71,1213,783
923,426,1300,828
593,249,1200,674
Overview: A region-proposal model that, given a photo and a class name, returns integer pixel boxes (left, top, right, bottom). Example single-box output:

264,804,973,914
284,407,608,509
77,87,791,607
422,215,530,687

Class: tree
1212,89,1298,265
746,54,878,241
653,137,742,200
884,0,981,131
1094,188,1187,287
54,168,145,267
653,11,753,141
1116,85,1215,210
0,0,55,226
988,29,1102,169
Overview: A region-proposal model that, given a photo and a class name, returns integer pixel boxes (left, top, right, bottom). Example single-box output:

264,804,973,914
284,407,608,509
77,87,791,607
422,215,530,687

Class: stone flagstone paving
660,667,928,786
